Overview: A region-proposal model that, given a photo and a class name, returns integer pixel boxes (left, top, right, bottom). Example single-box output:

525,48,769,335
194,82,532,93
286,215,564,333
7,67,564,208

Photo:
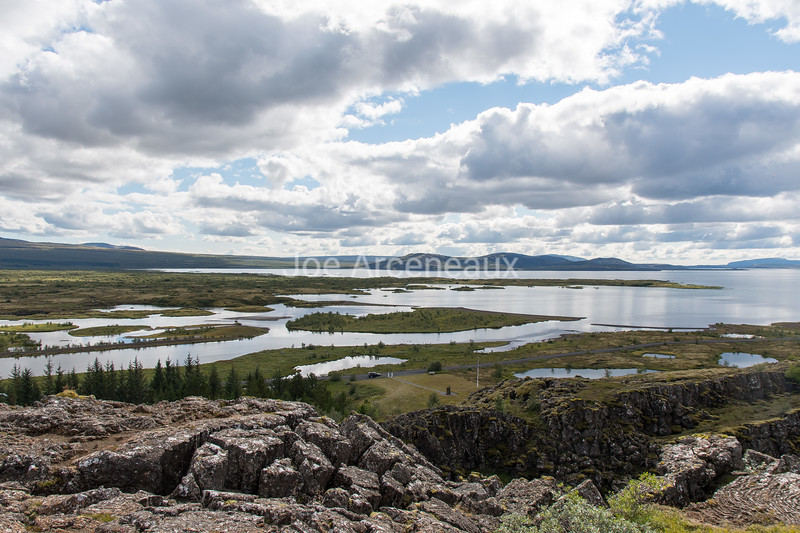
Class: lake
1,268,798,376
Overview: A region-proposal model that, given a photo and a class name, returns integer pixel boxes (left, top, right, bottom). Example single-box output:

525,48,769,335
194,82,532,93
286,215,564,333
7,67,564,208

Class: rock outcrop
1,367,798,532
654,434,743,506
0,396,578,532
384,369,793,489
735,409,800,457
684,448,800,527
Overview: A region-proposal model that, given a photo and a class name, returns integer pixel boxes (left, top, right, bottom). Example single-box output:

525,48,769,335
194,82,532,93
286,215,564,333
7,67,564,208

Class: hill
1,237,798,271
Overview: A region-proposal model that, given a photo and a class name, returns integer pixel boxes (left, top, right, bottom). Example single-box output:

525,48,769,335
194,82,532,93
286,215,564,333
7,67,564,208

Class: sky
1,0,799,264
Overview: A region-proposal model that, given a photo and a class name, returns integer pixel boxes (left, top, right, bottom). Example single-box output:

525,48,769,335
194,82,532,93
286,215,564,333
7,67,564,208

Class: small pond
642,353,676,359
718,352,777,368
515,367,656,379
293,355,407,377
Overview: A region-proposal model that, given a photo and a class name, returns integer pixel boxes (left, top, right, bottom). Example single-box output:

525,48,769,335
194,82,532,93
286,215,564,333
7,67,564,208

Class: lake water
514,368,658,379
1,268,798,376
293,356,407,377
718,352,778,367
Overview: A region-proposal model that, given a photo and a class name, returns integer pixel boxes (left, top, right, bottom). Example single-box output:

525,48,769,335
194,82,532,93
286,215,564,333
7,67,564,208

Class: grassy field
205,341,504,381
69,325,150,337
286,307,579,333
143,324,268,341
198,322,800,421
0,270,718,320
159,307,215,317
327,370,494,418
0,322,77,332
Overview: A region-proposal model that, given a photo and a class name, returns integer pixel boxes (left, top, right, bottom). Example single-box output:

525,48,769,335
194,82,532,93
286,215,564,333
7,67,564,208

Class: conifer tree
151,360,165,401
67,368,80,391
81,358,105,397
53,365,65,394
124,358,147,404
43,358,55,396
225,366,241,399
18,368,41,406
207,365,221,400
246,366,267,397
104,361,118,400
8,364,21,405
163,358,183,401
182,353,206,397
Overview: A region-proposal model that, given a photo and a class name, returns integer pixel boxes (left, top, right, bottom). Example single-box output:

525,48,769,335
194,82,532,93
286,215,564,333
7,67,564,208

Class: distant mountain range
1,237,798,271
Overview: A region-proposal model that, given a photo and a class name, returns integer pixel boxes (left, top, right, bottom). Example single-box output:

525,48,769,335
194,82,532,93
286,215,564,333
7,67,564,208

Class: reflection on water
293,356,406,377
2,269,799,376
514,368,657,379
642,353,676,359
718,352,777,367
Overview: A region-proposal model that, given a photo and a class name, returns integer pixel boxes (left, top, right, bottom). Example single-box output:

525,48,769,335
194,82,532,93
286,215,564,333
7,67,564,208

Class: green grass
0,270,719,320
204,341,502,382
286,307,579,333
143,324,268,340
0,331,39,352
69,325,151,337
223,305,275,313
0,322,77,332
159,307,215,317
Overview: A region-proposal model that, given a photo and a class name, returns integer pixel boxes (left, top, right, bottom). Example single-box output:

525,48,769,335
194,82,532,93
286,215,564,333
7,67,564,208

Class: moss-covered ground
0,270,718,320
286,307,579,333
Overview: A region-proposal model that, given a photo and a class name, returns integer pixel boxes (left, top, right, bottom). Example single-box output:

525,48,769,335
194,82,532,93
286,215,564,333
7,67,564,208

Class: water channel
1,268,798,376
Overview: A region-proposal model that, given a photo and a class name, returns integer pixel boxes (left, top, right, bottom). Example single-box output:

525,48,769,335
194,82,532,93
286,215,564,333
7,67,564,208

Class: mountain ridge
1,237,798,270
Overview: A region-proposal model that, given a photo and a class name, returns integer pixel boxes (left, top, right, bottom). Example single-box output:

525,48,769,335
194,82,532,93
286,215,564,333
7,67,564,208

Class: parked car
367,371,381,378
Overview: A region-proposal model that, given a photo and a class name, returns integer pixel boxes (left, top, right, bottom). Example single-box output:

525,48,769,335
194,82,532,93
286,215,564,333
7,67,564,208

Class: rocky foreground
0,395,799,532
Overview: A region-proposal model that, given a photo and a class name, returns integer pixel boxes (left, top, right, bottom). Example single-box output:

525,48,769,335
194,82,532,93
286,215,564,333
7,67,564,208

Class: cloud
639,0,800,43
458,73,800,196
320,72,800,219
1,0,799,261
0,0,654,157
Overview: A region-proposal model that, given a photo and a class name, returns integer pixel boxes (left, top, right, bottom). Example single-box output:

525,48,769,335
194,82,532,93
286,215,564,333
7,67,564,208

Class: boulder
656,434,743,506
291,439,335,495
258,458,302,498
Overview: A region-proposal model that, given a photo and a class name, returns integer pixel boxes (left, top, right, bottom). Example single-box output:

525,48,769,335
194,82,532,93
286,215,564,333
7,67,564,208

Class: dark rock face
736,410,800,457
1,373,798,532
384,370,792,488
0,396,578,532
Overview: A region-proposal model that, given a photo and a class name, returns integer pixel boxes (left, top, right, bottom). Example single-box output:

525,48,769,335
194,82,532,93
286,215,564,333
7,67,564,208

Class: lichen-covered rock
569,479,606,508
496,477,560,517
656,434,743,506
296,418,353,466
36,487,122,515
686,469,800,526
188,442,228,491
1,393,797,532
384,370,793,489
210,428,283,493
291,438,335,495
257,458,301,498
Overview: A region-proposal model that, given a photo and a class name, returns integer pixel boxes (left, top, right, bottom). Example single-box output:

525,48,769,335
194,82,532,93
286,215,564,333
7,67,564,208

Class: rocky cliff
384,369,794,489
1,381,799,531
735,409,800,457
0,395,592,532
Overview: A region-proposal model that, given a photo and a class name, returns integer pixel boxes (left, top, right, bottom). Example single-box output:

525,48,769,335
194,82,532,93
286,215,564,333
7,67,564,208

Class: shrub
496,494,653,533
786,363,800,384
427,392,440,408
608,472,667,524
427,361,442,373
